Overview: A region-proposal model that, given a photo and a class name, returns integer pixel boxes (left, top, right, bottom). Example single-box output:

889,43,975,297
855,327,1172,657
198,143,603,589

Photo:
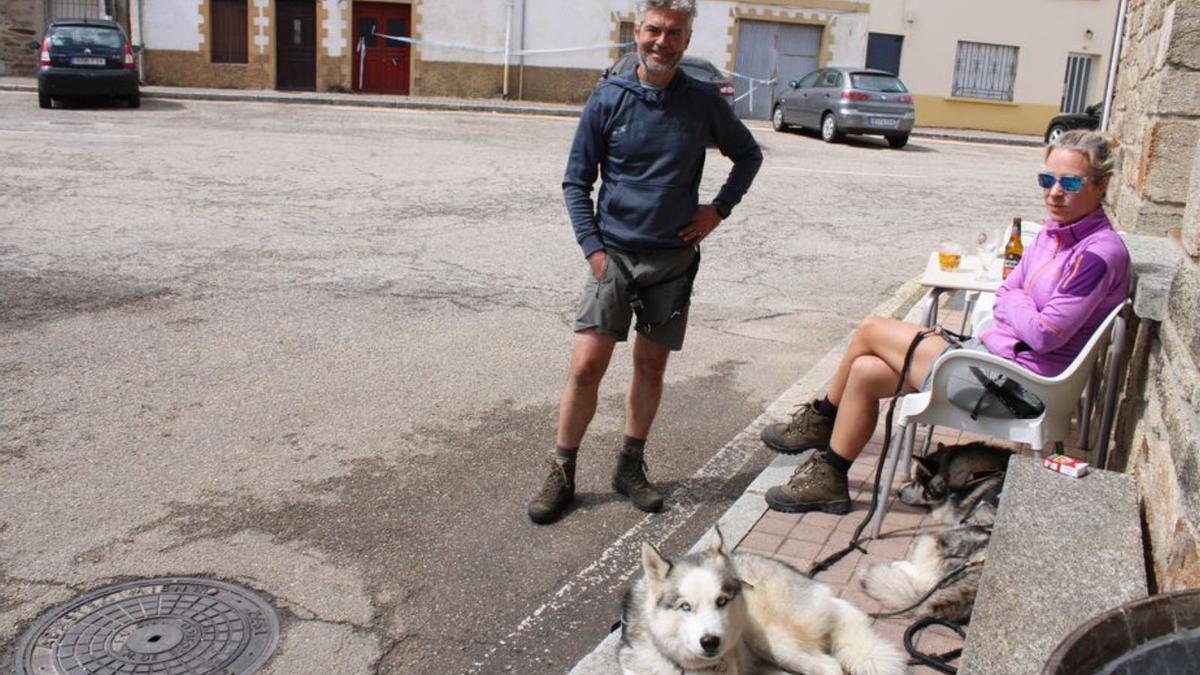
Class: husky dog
618,528,905,675
862,442,1011,623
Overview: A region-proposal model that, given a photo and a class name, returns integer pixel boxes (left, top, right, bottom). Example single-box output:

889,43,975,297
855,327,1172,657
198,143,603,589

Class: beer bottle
1002,217,1024,280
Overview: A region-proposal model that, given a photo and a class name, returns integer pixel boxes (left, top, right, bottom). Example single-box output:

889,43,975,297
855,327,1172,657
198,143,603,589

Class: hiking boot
764,451,852,514
528,458,575,525
612,453,665,513
760,399,835,454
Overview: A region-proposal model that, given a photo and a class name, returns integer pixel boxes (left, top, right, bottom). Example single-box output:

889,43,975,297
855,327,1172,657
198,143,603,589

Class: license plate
869,117,900,128
70,57,106,66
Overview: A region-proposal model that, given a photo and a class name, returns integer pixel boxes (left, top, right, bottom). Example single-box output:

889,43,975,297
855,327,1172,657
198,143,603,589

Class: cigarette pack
1044,454,1090,478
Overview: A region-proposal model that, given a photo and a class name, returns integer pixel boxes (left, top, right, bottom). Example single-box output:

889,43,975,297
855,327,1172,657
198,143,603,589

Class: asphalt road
0,92,1043,674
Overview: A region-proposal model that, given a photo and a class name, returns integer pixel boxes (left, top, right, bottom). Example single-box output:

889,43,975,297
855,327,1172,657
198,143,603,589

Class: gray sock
554,445,578,464
621,435,647,459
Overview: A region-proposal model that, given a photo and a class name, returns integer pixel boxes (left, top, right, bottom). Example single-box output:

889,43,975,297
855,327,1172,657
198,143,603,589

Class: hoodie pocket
604,181,691,231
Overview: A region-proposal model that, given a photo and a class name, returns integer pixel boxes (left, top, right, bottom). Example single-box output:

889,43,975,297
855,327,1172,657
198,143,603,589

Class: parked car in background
30,19,140,109
772,67,914,148
601,52,735,107
1044,102,1102,143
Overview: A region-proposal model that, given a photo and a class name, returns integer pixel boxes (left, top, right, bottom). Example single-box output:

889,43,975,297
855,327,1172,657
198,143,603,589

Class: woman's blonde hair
1046,129,1121,182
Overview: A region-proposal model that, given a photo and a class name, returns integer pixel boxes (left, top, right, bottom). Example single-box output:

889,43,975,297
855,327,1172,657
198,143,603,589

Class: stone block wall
1109,0,1200,591
1109,0,1198,236
0,3,43,77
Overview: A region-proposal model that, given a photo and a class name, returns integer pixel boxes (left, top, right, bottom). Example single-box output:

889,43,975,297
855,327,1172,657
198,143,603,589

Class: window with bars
211,0,248,64
619,21,635,56
49,0,112,20
952,41,1018,101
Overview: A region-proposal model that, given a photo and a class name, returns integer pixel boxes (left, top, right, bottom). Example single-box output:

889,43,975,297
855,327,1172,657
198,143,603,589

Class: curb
1,82,1044,146
0,81,580,118
567,277,927,675
911,129,1043,148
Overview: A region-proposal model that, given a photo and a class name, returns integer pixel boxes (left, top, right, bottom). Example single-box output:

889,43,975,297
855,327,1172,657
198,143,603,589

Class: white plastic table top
919,252,1004,294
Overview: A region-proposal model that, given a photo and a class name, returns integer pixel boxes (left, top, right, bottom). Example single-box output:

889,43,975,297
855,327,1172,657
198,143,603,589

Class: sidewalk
570,285,1037,675
0,77,1044,147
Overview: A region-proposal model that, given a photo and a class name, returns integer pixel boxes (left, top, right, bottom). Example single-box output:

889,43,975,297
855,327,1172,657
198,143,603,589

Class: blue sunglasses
1037,172,1090,193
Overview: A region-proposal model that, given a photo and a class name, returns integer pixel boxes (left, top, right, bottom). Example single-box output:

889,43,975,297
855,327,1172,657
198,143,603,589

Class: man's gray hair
636,0,697,27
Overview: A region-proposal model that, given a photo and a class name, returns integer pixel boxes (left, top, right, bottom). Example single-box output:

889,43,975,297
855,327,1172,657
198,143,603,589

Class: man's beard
638,45,682,77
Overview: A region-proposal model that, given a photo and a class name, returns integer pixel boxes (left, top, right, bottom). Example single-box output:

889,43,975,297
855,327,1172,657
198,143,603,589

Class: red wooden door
352,2,411,95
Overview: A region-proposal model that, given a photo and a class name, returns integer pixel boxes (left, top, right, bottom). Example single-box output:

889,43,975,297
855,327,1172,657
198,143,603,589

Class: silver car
772,67,915,148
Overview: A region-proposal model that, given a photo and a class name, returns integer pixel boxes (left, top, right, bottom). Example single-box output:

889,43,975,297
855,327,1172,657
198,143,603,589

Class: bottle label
1003,256,1020,279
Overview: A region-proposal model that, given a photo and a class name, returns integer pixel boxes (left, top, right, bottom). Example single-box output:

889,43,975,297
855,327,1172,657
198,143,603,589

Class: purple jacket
980,208,1131,377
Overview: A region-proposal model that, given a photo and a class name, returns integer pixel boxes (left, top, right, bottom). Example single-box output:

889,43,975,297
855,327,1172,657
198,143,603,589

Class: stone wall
1109,0,1200,592
414,61,597,103
1108,0,1199,236
0,3,42,77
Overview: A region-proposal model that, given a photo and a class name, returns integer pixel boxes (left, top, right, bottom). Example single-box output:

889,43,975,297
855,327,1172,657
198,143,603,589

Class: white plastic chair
868,300,1130,538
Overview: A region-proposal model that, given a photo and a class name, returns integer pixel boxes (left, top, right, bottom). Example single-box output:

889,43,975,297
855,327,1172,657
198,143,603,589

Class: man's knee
570,354,609,388
632,350,669,381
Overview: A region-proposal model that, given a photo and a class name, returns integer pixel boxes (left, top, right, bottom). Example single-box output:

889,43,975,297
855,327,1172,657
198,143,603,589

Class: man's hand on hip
679,205,722,245
587,250,608,280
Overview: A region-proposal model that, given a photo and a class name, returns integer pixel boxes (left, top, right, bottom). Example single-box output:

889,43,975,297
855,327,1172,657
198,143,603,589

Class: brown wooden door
276,0,316,91
352,2,411,95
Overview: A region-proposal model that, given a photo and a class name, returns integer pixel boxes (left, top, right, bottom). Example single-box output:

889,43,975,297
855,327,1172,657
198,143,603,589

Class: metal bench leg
1095,315,1127,470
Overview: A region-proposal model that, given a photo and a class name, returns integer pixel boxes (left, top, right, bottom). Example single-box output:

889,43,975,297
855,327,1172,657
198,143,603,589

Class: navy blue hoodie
562,66,763,258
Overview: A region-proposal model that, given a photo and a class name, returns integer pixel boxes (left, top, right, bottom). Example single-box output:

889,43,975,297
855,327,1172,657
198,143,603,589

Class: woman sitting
760,129,1131,514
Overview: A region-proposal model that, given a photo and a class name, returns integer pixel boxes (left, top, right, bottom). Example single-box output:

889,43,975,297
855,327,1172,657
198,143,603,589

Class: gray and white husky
861,442,1010,623
618,528,905,675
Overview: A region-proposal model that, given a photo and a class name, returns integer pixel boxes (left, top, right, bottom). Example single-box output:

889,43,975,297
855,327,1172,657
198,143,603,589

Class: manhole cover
15,577,280,675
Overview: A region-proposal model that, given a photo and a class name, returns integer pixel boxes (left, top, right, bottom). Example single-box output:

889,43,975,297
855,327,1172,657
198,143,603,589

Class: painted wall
868,0,1119,134
144,0,204,51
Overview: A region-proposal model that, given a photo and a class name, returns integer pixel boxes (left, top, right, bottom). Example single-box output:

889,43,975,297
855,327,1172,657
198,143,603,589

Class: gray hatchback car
772,67,914,148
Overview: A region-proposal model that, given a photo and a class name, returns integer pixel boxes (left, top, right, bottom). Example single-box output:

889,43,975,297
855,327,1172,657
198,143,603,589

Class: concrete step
959,455,1147,674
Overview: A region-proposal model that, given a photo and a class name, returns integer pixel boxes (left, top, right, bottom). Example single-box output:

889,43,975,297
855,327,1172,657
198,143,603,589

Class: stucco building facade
866,0,1120,135
73,0,870,106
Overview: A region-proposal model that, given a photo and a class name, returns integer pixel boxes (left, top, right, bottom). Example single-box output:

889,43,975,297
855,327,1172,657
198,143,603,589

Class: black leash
903,618,966,674
867,561,981,619
807,328,938,577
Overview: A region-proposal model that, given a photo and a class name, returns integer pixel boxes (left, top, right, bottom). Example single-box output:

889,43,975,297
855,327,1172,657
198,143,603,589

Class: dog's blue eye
679,603,691,612
716,597,727,608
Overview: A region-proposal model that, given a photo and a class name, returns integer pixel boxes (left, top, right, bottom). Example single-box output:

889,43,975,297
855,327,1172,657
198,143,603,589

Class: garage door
734,21,822,120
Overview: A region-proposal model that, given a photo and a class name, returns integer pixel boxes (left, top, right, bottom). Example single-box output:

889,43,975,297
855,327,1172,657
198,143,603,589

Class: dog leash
807,328,938,577
867,560,984,619
904,617,966,674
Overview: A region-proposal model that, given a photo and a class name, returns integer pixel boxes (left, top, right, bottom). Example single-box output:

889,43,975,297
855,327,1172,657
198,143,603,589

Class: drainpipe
517,0,527,100
1101,0,1128,131
502,0,514,99
130,0,144,81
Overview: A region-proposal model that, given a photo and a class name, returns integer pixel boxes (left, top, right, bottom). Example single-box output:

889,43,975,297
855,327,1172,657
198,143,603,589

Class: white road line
772,165,925,179
468,423,766,672
0,129,141,139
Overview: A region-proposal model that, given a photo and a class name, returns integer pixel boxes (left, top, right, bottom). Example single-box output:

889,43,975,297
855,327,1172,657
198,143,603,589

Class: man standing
528,0,762,524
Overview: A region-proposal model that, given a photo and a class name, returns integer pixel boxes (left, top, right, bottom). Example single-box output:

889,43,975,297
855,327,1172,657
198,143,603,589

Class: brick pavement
729,295,1088,673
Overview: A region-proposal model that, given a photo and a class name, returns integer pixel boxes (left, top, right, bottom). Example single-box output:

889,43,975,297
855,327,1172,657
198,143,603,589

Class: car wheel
772,105,788,132
127,91,141,109
820,113,841,143
38,91,52,109
886,134,909,149
1046,124,1067,144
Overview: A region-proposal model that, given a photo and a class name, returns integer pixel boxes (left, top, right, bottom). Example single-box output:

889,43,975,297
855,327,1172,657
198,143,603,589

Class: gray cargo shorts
574,246,699,351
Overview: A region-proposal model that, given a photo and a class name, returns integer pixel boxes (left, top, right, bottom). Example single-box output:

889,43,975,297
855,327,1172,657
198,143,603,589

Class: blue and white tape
368,29,632,56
